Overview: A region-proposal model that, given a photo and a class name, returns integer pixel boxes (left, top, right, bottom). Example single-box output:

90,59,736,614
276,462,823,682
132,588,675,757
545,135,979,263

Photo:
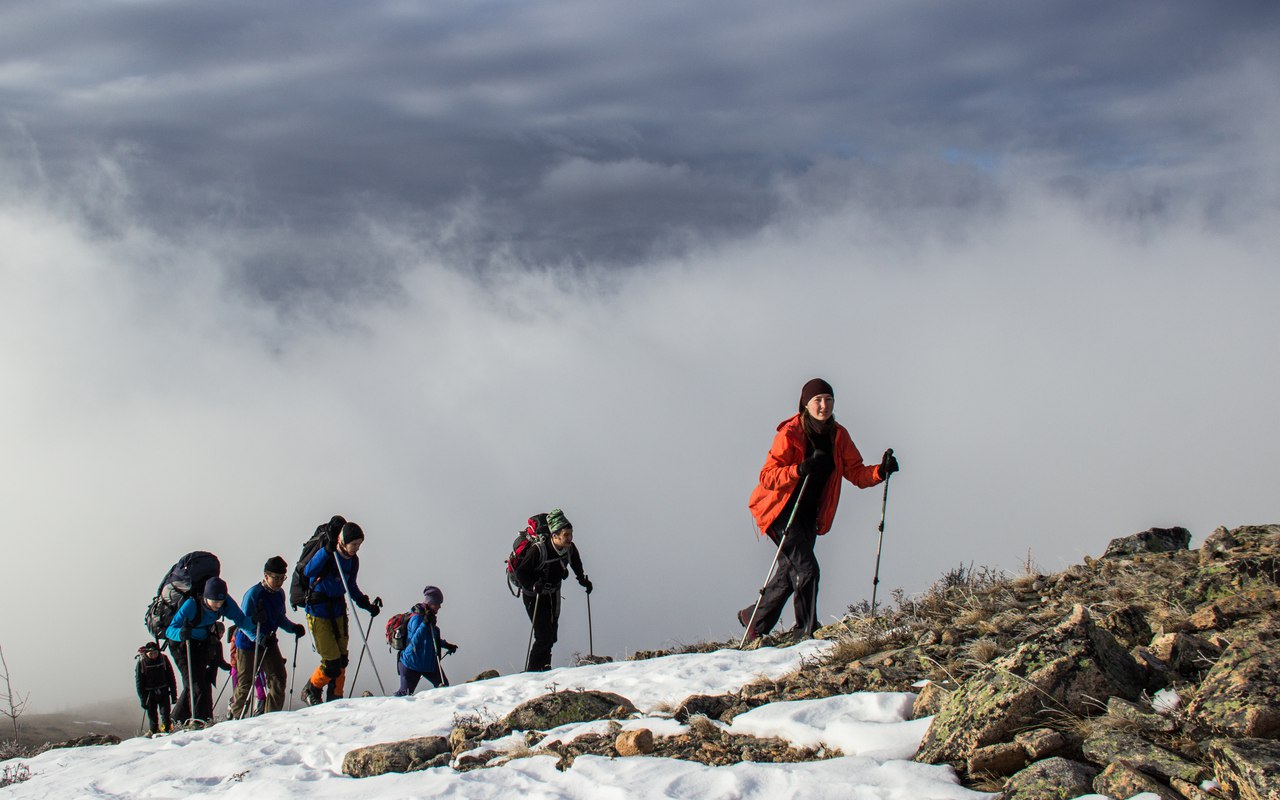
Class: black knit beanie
264,556,288,574
798,378,835,412
340,521,365,543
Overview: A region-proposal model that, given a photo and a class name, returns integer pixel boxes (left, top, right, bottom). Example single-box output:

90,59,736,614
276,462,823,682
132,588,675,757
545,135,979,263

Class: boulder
1080,730,1204,783
673,694,734,723
1013,728,1067,761
966,742,1026,777
915,605,1144,768
342,736,451,777
1206,738,1280,800
492,690,637,738
49,734,121,749
1093,763,1181,800
1185,622,1280,738
1098,604,1153,649
911,682,949,720
1102,526,1191,559
999,757,1098,800
1191,525,1280,600
1187,589,1280,632
615,728,655,756
1104,697,1176,734
467,669,501,683
1147,631,1221,677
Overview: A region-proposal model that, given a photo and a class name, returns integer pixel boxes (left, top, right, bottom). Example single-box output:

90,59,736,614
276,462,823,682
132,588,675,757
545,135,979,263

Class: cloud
3,147,1278,709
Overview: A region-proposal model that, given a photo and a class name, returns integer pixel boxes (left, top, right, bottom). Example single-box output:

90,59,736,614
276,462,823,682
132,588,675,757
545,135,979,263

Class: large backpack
144,551,221,641
504,514,549,596
289,517,342,610
385,610,414,652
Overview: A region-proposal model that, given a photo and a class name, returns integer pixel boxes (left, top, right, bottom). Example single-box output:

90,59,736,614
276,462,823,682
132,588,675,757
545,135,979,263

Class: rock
1099,604,1154,649
49,734,121,749
1187,589,1280,632
342,736,451,777
1013,728,1066,761
615,728,655,756
1185,622,1280,738
576,654,614,665
1093,762,1181,800
448,726,472,753
966,742,1026,777
1080,730,1204,783
1147,631,1221,677
1191,525,1280,599
1000,757,1099,800
492,690,637,739
915,605,1144,769
467,669,501,682
911,682,949,720
673,694,734,723
1169,776,1221,800
1207,737,1280,800
1102,526,1191,559
1105,697,1176,733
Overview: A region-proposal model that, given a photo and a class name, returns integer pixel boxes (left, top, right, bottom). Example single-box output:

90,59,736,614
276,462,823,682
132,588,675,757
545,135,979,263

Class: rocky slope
353,524,1279,800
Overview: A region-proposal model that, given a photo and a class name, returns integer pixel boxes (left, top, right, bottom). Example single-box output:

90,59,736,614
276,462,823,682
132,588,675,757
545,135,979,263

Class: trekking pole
347,613,373,697
740,474,811,648
185,638,196,723
333,551,387,695
288,636,299,712
586,591,595,658
431,628,450,687
870,455,893,616
524,592,542,671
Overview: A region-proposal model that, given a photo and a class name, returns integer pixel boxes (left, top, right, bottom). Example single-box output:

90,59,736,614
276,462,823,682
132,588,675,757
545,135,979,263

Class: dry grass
966,639,1001,663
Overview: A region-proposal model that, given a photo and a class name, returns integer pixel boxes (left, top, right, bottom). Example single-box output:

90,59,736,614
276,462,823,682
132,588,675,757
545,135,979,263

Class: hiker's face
145,650,159,660
340,537,363,557
426,603,441,614
805,393,834,422
551,529,573,549
205,597,225,612
263,572,286,590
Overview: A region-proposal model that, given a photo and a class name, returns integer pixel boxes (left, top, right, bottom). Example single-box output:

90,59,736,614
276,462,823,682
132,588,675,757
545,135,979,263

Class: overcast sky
3,1,1278,711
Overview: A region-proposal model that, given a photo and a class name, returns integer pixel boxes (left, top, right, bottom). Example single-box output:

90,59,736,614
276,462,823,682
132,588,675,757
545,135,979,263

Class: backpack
385,610,413,651
289,519,340,610
505,514,549,596
144,551,221,641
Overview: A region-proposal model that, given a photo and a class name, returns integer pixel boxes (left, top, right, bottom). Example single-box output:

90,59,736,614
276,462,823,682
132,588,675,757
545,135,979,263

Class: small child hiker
135,642,177,736
394,586,458,695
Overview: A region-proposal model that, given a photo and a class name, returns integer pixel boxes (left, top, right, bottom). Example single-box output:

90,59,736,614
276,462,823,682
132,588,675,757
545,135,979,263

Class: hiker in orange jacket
739,378,898,640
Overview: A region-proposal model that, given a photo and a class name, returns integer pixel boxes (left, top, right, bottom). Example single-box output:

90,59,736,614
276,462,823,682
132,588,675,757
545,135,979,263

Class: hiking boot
325,684,341,703
736,608,752,628
301,682,322,707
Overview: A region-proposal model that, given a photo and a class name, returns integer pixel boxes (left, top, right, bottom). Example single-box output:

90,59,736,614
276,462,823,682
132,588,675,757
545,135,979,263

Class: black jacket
514,539,585,595
135,653,177,704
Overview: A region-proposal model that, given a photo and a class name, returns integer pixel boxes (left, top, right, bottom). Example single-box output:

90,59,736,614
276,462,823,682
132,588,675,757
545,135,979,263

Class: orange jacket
748,414,883,536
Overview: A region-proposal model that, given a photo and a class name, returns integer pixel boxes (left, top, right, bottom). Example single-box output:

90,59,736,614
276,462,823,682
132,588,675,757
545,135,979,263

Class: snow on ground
0,640,1082,799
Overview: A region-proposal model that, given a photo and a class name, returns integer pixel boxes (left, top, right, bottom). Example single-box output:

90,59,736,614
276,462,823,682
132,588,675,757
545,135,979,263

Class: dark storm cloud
2,0,1277,298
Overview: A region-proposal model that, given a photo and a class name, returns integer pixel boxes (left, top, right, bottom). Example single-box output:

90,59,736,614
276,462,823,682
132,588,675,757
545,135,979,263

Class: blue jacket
302,546,368,619
165,595,251,643
234,583,303,649
399,607,454,674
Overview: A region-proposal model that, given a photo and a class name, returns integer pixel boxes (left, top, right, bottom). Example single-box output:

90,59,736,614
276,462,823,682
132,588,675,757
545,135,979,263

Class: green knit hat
546,508,573,534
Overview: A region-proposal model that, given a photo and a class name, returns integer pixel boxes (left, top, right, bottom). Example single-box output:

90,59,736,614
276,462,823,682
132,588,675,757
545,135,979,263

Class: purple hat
422,585,444,605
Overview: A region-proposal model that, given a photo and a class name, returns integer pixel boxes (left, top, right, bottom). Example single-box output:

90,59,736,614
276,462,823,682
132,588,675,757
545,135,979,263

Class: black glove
444,643,458,655
796,449,834,478
880,448,899,478
578,575,594,595
293,624,306,638
219,659,232,672
360,596,382,617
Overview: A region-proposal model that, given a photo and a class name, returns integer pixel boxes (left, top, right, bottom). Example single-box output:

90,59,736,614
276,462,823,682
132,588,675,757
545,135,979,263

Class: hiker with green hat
510,508,592,671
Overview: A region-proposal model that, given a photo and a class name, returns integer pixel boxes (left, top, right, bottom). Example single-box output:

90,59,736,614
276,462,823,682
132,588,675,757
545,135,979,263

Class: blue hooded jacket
302,546,368,619
165,595,251,643
234,582,304,649
399,607,453,674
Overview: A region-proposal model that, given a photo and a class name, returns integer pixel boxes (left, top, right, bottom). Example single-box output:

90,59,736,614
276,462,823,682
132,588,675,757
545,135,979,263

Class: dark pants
170,637,221,724
522,590,561,671
740,524,821,637
394,660,443,695
143,693,173,734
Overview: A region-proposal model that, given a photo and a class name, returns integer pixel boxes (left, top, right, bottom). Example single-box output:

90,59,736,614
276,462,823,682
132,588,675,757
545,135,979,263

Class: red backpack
385,611,413,651
504,514,549,596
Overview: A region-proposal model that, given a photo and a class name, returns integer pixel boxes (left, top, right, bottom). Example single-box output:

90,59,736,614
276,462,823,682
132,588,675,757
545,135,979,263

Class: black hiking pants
741,523,821,637
171,637,220,724
522,590,561,671
142,692,173,734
